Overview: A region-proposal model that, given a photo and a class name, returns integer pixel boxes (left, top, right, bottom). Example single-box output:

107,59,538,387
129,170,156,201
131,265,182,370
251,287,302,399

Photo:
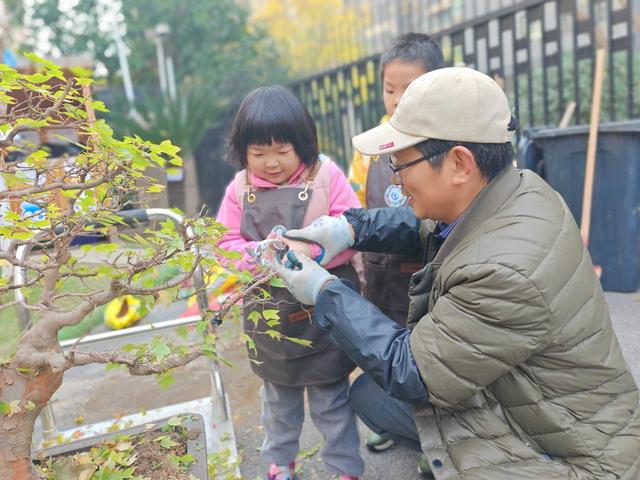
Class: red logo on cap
379,141,394,150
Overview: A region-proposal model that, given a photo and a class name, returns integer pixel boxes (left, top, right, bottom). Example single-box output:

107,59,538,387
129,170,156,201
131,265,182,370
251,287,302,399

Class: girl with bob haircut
216,85,364,480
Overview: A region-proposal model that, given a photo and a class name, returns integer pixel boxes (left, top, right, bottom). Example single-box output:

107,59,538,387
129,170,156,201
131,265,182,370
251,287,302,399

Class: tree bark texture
0,365,63,479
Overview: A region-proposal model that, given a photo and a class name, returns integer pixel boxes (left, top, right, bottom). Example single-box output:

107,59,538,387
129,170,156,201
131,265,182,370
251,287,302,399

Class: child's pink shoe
338,476,360,480
267,462,296,480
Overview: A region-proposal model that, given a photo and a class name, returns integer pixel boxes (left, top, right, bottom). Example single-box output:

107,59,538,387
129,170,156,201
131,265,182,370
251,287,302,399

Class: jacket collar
433,166,522,264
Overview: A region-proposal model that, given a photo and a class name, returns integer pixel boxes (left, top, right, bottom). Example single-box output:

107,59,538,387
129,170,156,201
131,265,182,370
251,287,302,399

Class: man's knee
348,373,375,415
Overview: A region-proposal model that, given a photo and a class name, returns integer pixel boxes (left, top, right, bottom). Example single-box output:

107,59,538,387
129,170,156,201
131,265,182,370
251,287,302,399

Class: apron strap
244,170,257,203
297,160,320,201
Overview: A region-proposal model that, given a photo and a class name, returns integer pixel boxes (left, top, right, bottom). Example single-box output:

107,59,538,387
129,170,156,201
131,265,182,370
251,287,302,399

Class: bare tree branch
0,273,44,294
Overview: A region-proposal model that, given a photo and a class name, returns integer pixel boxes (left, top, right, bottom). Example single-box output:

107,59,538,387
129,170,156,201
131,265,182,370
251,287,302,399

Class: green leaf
105,362,122,372
3,400,21,417
241,333,256,355
74,77,93,86
15,367,36,376
146,184,165,193
167,416,183,427
269,277,286,288
298,442,321,459
151,338,171,361
70,66,93,77
121,343,138,353
60,189,80,199
95,243,120,254
15,117,50,129
195,320,208,335
156,435,178,449
265,330,283,340
176,325,189,339
286,337,313,347
157,371,175,390
263,309,279,321
91,100,108,112
0,399,10,415
247,310,261,326
0,172,24,188
157,140,181,156
23,72,51,84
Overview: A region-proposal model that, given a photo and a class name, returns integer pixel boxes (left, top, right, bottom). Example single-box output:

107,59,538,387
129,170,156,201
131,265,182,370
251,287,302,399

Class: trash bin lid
527,119,640,139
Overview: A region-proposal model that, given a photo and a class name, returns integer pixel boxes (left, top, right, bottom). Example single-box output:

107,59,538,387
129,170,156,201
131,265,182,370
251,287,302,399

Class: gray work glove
284,215,354,266
271,251,337,305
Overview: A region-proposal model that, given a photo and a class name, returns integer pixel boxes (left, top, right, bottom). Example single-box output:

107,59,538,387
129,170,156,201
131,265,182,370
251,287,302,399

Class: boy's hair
380,33,445,78
227,85,319,167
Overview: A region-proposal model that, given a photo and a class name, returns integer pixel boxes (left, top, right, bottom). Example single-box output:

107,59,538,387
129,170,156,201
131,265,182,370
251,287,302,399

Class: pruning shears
249,225,311,271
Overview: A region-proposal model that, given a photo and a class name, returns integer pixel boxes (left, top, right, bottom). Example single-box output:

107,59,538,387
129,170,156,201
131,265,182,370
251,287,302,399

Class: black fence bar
291,0,639,170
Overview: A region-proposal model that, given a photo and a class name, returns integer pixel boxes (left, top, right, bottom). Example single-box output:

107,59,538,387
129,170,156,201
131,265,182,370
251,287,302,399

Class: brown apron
241,166,358,387
363,155,423,326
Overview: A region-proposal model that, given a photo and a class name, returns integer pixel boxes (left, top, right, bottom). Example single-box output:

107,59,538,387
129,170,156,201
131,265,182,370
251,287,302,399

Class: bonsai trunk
0,364,63,480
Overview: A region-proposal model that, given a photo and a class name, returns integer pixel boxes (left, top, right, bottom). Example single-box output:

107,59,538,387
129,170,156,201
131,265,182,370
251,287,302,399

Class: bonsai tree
0,55,273,479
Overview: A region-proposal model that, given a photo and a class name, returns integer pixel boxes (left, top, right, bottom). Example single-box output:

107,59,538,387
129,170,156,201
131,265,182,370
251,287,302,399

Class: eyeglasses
388,154,429,176
388,148,451,177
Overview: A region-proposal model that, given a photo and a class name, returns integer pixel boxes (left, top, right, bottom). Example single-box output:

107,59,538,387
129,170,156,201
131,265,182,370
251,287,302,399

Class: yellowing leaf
6,400,21,417
115,441,132,451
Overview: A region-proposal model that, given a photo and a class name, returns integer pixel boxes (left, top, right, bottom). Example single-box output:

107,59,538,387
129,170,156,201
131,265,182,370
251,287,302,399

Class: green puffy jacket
409,166,640,479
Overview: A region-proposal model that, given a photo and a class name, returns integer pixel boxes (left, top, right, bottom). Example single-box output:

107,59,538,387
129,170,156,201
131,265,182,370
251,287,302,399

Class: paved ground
37,290,640,479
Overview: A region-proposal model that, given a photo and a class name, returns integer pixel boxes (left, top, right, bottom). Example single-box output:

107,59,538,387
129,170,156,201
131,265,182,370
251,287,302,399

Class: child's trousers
260,378,364,476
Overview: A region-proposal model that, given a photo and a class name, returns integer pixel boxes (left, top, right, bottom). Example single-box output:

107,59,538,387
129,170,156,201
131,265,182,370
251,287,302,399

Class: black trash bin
527,120,640,292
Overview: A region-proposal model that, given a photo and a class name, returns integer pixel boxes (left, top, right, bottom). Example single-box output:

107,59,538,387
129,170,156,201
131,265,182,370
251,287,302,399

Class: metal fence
292,0,640,169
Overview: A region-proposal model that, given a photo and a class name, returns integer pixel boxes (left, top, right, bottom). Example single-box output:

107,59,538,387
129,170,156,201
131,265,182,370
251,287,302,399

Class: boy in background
347,33,444,458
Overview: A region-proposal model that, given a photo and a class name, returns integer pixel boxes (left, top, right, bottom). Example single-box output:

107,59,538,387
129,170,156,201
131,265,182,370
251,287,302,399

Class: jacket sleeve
315,280,429,405
343,206,423,256
409,262,551,409
215,181,259,273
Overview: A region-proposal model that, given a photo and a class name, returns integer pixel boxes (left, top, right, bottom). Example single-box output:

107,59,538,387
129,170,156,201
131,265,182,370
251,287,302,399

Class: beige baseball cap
352,67,514,155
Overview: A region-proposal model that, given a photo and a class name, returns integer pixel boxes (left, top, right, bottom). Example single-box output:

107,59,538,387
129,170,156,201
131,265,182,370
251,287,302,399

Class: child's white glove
271,251,337,305
284,215,354,266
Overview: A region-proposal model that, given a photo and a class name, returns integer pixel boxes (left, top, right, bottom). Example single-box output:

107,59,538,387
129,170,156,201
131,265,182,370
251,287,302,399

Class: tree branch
0,78,76,147
64,344,204,374
0,168,121,200
215,269,275,321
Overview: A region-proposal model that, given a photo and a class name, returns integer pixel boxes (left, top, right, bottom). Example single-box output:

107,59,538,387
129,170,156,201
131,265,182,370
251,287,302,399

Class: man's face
392,146,453,221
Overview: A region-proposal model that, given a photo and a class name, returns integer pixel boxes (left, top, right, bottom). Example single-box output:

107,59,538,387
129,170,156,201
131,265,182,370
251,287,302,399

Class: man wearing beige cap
271,67,640,479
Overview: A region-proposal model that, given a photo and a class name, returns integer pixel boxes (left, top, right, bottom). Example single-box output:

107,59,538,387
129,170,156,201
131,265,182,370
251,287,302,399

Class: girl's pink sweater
216,161,361,272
